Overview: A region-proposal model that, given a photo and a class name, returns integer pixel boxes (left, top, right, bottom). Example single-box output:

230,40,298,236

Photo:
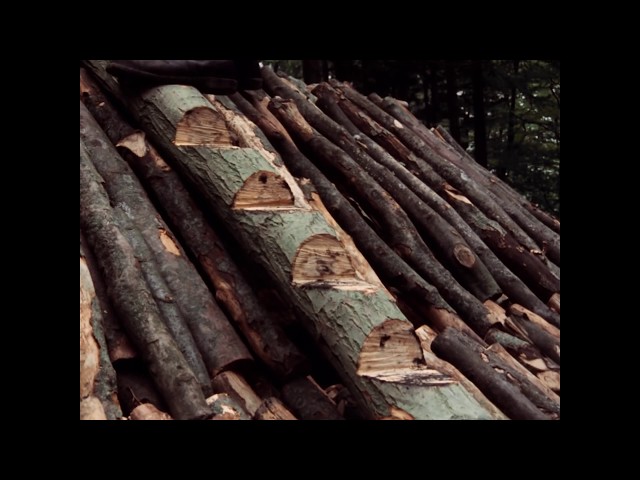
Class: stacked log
79,61,559,419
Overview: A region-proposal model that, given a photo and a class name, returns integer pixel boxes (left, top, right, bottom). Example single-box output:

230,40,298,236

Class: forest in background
264,60,560,217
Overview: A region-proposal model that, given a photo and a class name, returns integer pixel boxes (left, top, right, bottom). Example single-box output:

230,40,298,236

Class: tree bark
414,325,508,419
431,327,553,420
506,305,560,365
108,205,213,393
333,81,561,267
80,68,307,380
80,142,211,420
80,230,137,364
82,60,502,419
253,397,297,420
260,69,504,338
281,376,345,420
484,329,560,394
80,237,122,420
319,83,560,322
312,82,500,302
231,90,484,344
80,100,253,379
211,370,263,417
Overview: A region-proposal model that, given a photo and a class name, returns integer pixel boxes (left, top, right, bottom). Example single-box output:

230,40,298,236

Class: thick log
332,81,560,267
261,73,503,338
485,343,560,417
80,142,211,420
83,61,501,420
81,69,307,380
115,359,170,416
111,206,213,392
265,95,497,337
80,100,253,378
506,306,560,365
211,371,263,417
315,83,560,321
431,328,552,420
414,325,508,419
253,397,297,420
483,329,560,392
281,376,345,420
80,230,137,363
310,83,500,302
80,237,122,420
231,90,482,343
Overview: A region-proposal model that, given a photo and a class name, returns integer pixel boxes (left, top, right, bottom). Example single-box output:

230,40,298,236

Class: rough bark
333,81,560,267
80,142,211,420
80,230,137,364
506,306,561,365
312,82,500,302
231,90,480,341
211,371,263,417
315,83,559,322
80,100,253,378
281,376,345,420
259,74,499,337
414,325,508,419
431,328,553,420
377,98,561,261
80,68,306,380
83,60,501,419
108,205,212,392
80,237,122,420
484,329,560,395
254,397,298,420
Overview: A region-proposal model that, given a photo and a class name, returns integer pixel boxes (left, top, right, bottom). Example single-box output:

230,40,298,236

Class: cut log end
158,229,181,256
174,106,235,146
232,170,295,209
453,243,476,268
292,233,376,291
357,319,424,375
116,131,148,157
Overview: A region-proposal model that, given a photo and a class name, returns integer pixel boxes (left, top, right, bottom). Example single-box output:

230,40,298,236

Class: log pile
79,61,559,420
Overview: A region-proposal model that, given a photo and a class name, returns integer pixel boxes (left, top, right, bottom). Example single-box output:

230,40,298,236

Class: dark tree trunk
80,143,211,420
80,68,308,380
502,60,520,180
333,60,355,81
79,101,254,379
431,327,554,420
445,62,461,143
303,60,325,83
281,376,345,420
231,90,484,344
471,60,488,168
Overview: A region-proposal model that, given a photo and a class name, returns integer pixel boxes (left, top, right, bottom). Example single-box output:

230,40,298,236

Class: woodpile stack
79,61,559,420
